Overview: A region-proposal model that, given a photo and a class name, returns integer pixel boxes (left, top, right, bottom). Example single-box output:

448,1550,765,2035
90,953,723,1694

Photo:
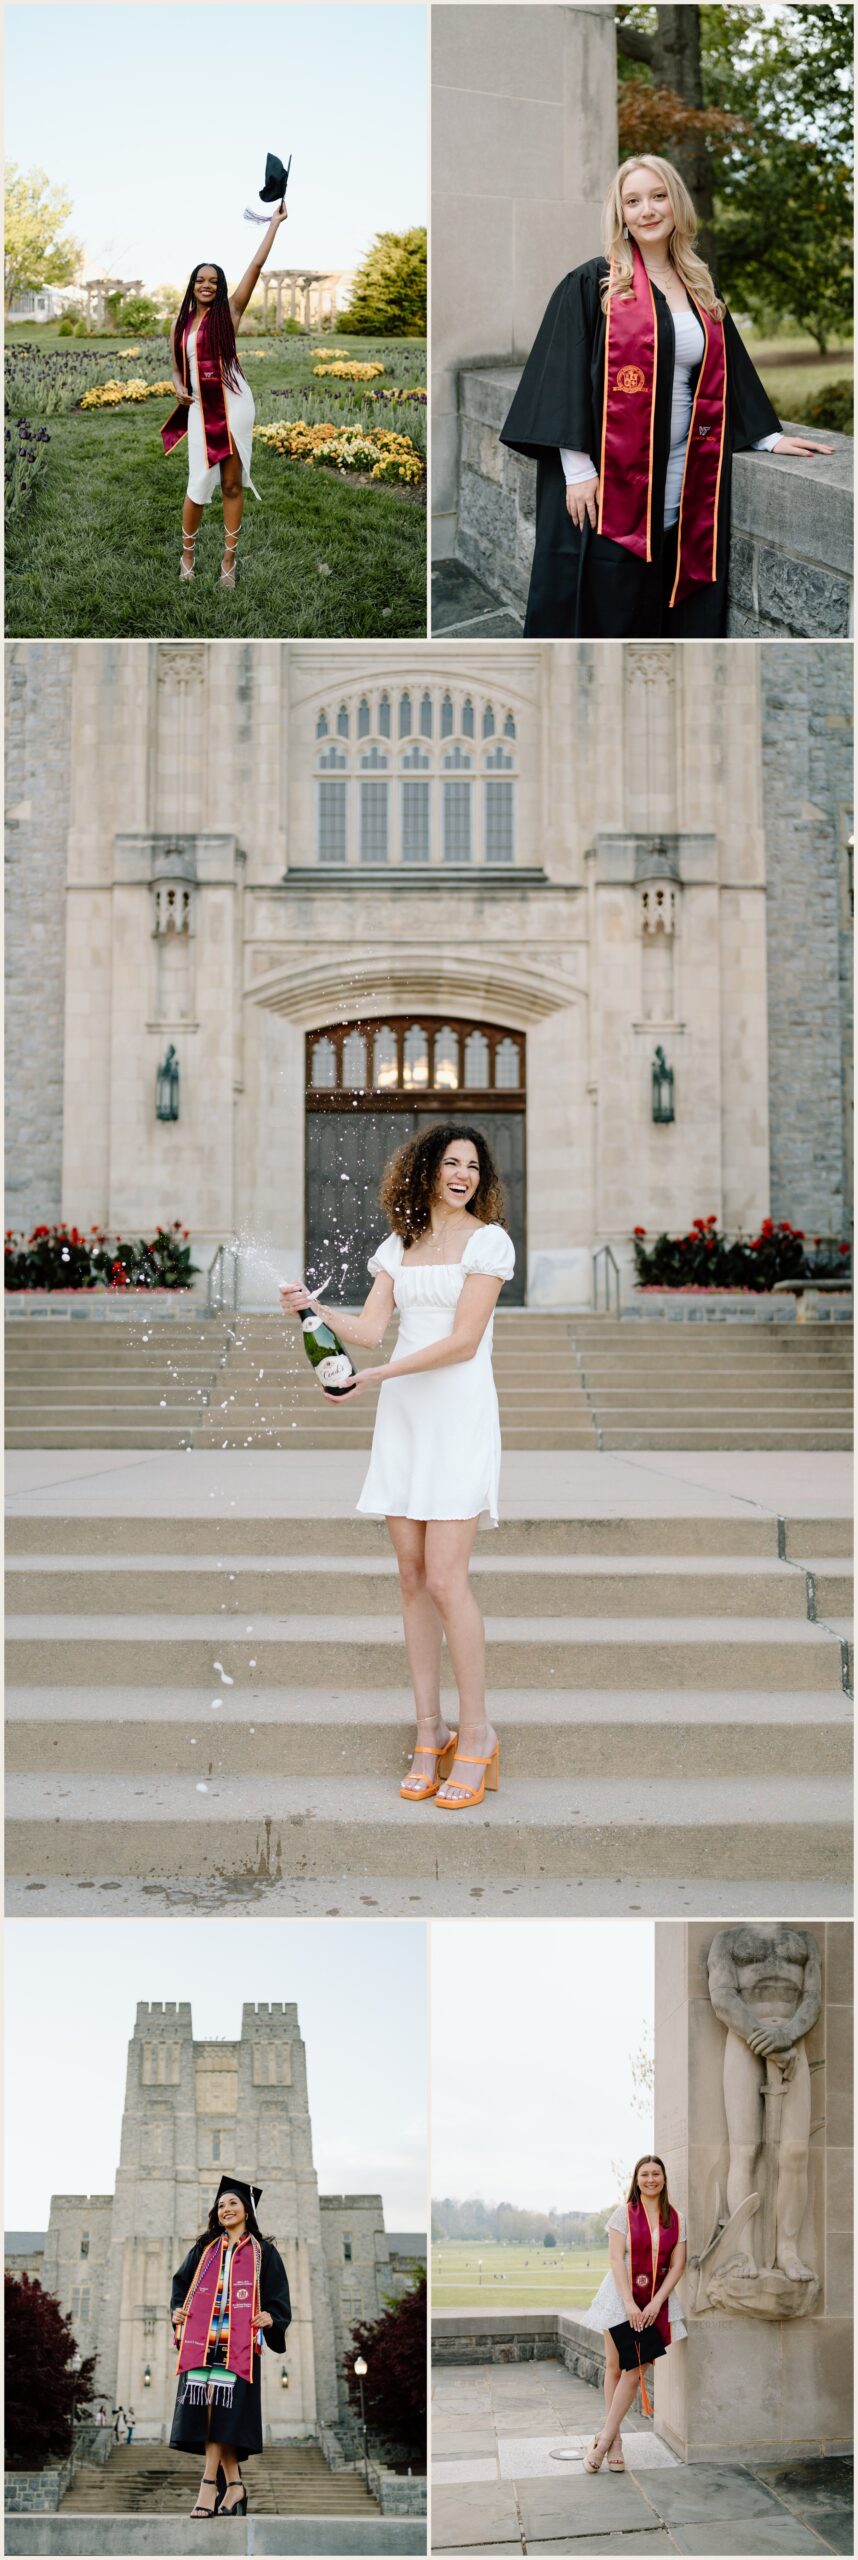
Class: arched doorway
305,1016,526,1303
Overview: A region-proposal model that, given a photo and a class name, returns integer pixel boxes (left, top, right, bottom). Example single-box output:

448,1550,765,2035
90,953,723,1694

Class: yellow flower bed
254,417,424,487
312,359,385,381
80,377,175,409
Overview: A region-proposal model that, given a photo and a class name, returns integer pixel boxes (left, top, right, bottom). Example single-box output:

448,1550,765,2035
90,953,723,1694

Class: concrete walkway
431,2361,853,2554
7,1448,853,1521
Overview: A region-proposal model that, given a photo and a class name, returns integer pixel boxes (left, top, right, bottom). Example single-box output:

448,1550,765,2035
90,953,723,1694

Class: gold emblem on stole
615,365,647,394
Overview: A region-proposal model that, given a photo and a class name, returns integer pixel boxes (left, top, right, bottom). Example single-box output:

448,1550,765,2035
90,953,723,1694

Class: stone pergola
259,268,351,330
80,276,142,327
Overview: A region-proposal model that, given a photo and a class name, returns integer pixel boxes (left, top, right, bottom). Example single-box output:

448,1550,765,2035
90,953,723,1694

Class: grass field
432,2241,609,2311
5,334,428,638
743,330,853,429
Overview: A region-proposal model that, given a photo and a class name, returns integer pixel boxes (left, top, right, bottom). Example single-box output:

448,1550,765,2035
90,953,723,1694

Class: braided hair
173,264,242,391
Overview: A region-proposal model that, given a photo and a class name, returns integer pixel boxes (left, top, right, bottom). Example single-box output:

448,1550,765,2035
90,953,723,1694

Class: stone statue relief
691,1925,822,2320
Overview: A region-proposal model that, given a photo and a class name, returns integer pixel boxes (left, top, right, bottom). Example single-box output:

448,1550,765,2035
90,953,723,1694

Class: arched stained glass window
316,710,329,738
444,779,471,861
503,711,516,739
441,694,454,738
310,1036,337,1088
342,1029,367,1085
399,692,412,737
373,1026,399,1089
433,1025,460,1090
495,1036,521,1088
403,1024,429,1087
462,698,474,739
442,744,472,771
464,1030,490,1084
337,704,349,737
420,692,433,737
378,693,391,738
318,744,347,769
358,697,371,738
482,704,495,738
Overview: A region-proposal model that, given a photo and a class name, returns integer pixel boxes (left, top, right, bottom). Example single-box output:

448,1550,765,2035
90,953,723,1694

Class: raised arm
279,1274,395,1350
230,204,289,321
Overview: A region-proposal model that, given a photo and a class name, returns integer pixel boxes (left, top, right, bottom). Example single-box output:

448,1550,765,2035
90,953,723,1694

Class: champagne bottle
296,1305,357,1396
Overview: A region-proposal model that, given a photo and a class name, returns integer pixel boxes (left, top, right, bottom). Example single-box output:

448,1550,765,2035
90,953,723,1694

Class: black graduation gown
169,2237,292,2461
500,257,781,639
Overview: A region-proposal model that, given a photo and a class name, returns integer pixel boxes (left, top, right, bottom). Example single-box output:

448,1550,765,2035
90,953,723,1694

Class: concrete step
6,1610,851,1690
3,1513,849,1558
7,1686,850,1781
58,2441,381,2518
8,1553,849,1619
5,1770,849,1885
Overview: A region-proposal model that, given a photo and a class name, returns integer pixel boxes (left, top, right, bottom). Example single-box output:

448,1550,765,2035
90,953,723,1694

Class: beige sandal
219,527,240,588
583,2436,605,2473
607,2442,625,2471
179,532,196,582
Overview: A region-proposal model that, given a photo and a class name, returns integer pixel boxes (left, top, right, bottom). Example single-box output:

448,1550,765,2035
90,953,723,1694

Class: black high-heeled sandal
218,2481,248,2517
190,2476,220,2518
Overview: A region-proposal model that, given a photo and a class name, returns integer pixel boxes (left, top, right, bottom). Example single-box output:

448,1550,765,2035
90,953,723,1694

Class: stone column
654,1923,853,2463
431,3,618,557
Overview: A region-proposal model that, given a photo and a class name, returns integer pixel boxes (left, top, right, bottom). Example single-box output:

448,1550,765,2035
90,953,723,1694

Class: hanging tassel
636,2354,653,2418
243,208,270,226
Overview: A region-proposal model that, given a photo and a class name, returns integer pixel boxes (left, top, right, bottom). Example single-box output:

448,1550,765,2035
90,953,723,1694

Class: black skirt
609,2319,669,2373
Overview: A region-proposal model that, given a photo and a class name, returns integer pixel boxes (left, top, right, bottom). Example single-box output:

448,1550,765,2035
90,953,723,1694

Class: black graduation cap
214,2174,262,2213
260,152,291,203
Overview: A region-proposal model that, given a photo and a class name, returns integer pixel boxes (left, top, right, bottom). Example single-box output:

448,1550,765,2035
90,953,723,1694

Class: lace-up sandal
400,1731,458,1802
190,2478,220,2517
607,2442,625,2471
219,527,240,587
435,1744,500,1809
583,2437,606,2473
180,532,196,582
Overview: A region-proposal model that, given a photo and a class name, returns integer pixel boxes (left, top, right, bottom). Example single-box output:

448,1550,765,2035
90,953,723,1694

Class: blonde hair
601,157,724,319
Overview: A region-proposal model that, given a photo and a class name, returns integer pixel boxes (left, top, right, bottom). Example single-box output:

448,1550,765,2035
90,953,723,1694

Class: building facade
5,2002,420,2445
5,640,852,1304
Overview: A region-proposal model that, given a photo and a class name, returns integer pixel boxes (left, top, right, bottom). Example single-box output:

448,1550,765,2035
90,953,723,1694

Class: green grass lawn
432,2241,609,2312
5,334,428,637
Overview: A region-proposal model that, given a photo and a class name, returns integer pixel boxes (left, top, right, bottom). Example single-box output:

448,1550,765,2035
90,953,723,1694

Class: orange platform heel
400,1732,458,1802
435,1744,500,1809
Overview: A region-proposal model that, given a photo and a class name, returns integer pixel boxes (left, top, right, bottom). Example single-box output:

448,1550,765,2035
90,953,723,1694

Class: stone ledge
3,2525,426,2557
431,2308,605,2389
455,366,853,638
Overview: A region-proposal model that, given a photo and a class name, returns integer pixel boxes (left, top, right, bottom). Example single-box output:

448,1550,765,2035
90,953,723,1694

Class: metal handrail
592,1244,621,1316
207,1242,239,1316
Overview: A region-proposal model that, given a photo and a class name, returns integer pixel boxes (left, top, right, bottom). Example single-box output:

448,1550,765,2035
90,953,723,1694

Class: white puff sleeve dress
356,1223,515,1527
578,2206,688,2342
186,330,260,507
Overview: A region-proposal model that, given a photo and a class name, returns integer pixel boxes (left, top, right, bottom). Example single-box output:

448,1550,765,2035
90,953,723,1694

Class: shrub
631,1215,851,1291
345,2274,426,2468
5,2273,97,2472
5,416,50,523
785,378,853,436
254,416,424,486
5,1220,200,1291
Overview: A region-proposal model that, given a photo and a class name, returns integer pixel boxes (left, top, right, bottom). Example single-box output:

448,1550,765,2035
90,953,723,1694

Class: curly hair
378,1124,507,1245
627,2155,675,2230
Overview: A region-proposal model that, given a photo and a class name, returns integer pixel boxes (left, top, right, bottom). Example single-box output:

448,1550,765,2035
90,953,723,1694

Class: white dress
578,2205,687,2342
186,328,260,506
356,1224,515,1527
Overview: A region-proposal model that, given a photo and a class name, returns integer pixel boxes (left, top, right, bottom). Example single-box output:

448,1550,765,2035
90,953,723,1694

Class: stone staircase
5,1312,852,1451
573,1317,853,1451
6,1508,852,1908
58,2440,379,2515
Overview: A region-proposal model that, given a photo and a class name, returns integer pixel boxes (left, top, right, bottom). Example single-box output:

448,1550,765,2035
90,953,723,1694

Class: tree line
432,2200,614,2247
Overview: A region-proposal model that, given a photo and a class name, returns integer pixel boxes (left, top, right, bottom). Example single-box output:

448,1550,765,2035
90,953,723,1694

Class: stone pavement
431,2362,853,2555
431,559,523,638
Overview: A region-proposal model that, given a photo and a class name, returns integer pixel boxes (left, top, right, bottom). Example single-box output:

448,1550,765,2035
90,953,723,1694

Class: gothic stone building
5,2002,421,2444
5,641,852,1302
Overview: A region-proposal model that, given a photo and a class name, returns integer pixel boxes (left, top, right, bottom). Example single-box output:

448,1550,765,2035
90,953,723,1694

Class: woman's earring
622,224,629,240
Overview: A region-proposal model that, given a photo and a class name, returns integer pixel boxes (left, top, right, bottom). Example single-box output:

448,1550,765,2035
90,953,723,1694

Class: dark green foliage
344,2276,426,2468
338,230,427,337
5,2274,97,2471
784,376,853,435
5,1219,200,1291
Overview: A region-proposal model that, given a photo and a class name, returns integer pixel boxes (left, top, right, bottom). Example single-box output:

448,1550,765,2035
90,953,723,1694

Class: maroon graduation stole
175,2233,262,2387
161,308,236,465
597,243,727,604
627,2199,678,2351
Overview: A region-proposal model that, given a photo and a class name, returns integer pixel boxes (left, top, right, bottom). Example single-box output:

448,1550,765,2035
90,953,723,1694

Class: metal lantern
155,1045,180,1123
281,2366,290,2390
143,2365,152,2390
651,1044,675,1125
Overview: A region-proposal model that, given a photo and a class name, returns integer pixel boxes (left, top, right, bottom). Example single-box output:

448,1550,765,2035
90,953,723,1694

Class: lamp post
155,1045,180,1123
143,2365,151,2392
353,2356,369,2488
651,1044,675,1125
280,2365,289,2393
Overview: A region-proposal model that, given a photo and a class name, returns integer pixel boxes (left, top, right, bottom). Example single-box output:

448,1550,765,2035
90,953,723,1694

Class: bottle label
316,1353,354,1387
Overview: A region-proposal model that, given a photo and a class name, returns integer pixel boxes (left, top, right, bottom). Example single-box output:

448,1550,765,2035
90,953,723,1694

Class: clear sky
6,4,426,291
5,1918,427,2230
432,1922,655,2211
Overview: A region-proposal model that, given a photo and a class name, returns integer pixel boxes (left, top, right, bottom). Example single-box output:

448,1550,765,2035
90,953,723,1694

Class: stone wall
431,6,617,555
654,1922,853,2465
454,368,853,640
4,2467,71,2515
431,2308,605,2389
761,647,854,1238
4,643,74,1232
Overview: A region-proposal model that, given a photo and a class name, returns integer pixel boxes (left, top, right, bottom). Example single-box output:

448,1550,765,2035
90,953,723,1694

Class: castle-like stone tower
33,2002,405,2443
